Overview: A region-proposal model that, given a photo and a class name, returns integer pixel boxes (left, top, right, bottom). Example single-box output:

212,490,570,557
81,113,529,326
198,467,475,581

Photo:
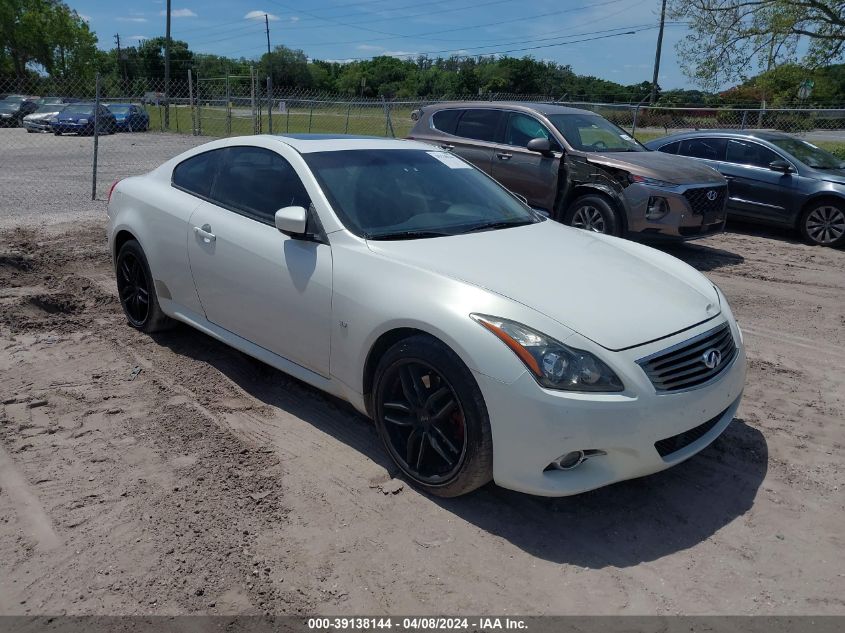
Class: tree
669,0,845,88
0,0,97,80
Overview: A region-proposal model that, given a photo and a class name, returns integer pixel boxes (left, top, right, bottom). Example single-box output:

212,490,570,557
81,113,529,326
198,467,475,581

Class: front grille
637,322,736,392
654,406,730,458
684,186,727,215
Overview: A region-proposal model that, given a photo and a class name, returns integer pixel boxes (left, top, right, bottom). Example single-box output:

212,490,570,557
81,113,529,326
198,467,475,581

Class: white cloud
127,35,146,41
356,44,383,51
117,17,148,22
244,10,280,21
161,8,197,17
290,16,299,22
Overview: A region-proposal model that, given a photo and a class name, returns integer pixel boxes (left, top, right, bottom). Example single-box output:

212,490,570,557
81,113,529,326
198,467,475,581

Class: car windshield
768,137,845,170
108,104,131,113
63,104,94,114
0,102,17,111
548,113,645,152
38,98,63,105
35,103,62,113
304,149,542,239
3,96,25,103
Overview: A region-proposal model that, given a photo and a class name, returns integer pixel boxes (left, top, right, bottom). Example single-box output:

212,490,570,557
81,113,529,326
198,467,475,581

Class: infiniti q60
107,134,746,497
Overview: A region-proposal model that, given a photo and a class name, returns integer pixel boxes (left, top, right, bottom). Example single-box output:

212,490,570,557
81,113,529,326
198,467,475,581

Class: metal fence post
286,103,290,132
250,65,257,134
740,110,748,130
631,104,639,139
188,68,195,135
196,75,203,136
267,76,273,134
308,101,314,132
345,101,352,133
91,72,100,201
382,96,395,137
226,74,232,136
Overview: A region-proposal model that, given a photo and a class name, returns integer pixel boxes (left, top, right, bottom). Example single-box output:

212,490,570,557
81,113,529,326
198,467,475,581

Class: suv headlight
629,174,676,188
471,314,624,392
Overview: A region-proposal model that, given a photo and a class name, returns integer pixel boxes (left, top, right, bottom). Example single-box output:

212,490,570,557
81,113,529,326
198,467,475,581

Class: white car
107,134,746,498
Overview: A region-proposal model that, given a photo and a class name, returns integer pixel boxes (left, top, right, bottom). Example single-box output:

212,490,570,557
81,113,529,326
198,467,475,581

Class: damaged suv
408,103,728,240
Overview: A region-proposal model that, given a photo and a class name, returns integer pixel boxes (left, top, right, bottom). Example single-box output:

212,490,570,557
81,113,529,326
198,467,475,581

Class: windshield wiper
367,230,452,240
462,220,533,234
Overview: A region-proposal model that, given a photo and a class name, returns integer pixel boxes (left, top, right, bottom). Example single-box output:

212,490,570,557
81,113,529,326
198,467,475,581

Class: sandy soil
0,218,843,616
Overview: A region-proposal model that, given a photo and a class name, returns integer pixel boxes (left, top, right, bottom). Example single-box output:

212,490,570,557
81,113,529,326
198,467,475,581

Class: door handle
193,224,216,243
440,144,455,151
496,152,512,160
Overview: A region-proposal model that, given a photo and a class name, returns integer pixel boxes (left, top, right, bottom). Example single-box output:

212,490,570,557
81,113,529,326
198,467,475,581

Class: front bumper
52,121,92,134
474,317,746,496
23,119,51,132
624,182,728,240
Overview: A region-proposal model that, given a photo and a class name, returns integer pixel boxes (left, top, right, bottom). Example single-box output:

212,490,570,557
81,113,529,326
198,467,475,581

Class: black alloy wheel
116,249,151,328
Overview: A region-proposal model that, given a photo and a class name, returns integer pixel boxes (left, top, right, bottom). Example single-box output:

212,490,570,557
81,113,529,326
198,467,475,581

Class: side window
212,146,311,223
172,150,221,198
657,140,680,154
504,113,561,151
725,139,781,168
431,109,462,135
678,137,726,161
454,109,503,142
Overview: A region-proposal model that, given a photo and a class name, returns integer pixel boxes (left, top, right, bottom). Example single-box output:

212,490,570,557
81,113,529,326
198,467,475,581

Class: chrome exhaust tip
545,449,606,472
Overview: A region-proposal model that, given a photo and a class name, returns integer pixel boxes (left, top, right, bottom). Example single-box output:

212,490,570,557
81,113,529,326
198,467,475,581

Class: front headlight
629,174,677,188
471,314,624,392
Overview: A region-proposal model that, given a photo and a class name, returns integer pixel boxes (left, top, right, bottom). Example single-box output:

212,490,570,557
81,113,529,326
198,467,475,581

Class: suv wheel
799,202,845,247
564,194,622,236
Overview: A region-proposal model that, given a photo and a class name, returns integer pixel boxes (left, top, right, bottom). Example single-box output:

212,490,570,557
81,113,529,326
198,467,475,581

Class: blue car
105,103,150,132
52,103,116,136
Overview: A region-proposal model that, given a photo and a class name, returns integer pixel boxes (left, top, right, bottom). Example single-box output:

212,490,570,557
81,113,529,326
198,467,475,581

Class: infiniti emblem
706,190,718,201
702,348,722,369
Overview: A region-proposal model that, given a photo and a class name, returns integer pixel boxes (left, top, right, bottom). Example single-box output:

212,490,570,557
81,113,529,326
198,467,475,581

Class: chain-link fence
3,74,845,207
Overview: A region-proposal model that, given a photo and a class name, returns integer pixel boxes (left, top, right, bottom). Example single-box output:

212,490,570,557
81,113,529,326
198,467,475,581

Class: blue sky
68,0,695,90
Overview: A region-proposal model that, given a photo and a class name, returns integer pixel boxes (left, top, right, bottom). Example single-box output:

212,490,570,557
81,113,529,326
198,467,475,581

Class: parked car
107,134,746,498
141,91,167,106
0,97,38,127
645,130,845,247
22,98,77,133
408,102,729,240
105,103,150,132
51,103,117,136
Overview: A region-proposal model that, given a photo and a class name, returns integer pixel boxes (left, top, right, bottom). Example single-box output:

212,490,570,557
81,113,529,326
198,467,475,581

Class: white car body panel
107,134,747,497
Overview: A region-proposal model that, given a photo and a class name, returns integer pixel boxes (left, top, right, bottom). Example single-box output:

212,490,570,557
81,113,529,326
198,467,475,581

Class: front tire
373,335,493,497
564,194,622,236
799,201,845,247
115,240,173,332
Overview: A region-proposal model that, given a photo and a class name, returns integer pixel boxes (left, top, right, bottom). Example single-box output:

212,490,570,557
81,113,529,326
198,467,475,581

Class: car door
186,145,333,376
447,109,505,175
491,112,562,211
717,139,795,224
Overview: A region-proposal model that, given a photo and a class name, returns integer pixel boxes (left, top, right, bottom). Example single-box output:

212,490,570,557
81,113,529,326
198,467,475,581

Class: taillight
107,179,122,204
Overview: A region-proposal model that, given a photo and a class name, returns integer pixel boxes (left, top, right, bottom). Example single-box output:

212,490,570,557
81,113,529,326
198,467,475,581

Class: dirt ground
0,127,844,616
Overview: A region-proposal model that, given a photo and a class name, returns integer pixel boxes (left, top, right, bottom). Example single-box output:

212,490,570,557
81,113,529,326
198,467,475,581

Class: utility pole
164,0,171,129
265,13,273,133
114,33,128,91
650,0,667,105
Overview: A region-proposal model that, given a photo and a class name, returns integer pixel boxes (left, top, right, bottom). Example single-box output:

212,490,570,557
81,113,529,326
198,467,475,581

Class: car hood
25,111,59,121
367,221,720,351
588,150,725,184
808,168,845,184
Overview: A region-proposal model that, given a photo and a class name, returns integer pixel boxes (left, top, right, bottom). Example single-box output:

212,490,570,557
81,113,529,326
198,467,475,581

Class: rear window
172,150,221,198
431,109,462,135
656,140,680,154
679,138,726,161
454,109,502,143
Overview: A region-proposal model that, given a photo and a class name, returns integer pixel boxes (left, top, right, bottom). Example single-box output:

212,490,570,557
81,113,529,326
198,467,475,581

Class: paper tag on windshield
427,151,471,169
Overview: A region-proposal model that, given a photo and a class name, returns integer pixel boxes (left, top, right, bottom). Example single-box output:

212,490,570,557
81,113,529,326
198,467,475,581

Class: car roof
648,129,796,143
266,133,435,154
423,101,595,116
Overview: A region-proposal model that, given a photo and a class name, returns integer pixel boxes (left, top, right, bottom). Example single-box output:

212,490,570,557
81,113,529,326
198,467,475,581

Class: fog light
646,196,669,220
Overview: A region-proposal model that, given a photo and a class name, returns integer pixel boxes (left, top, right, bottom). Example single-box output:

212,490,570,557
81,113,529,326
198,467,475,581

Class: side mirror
769,160,794,173
527,138,553,155
274,206,308,237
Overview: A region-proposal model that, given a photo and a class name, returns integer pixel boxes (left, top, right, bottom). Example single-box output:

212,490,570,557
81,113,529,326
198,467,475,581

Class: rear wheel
115,240,174,332
564,194,622,236
373,335,493,497
799,201,845,247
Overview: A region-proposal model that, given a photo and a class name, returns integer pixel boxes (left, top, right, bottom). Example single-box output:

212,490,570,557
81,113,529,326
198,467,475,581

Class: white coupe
107,134,746,497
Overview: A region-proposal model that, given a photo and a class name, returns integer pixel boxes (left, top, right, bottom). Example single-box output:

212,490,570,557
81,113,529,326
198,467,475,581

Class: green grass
144,105,845,158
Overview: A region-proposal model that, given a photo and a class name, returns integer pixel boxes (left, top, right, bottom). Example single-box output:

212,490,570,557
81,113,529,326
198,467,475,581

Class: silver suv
408,102,728,240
